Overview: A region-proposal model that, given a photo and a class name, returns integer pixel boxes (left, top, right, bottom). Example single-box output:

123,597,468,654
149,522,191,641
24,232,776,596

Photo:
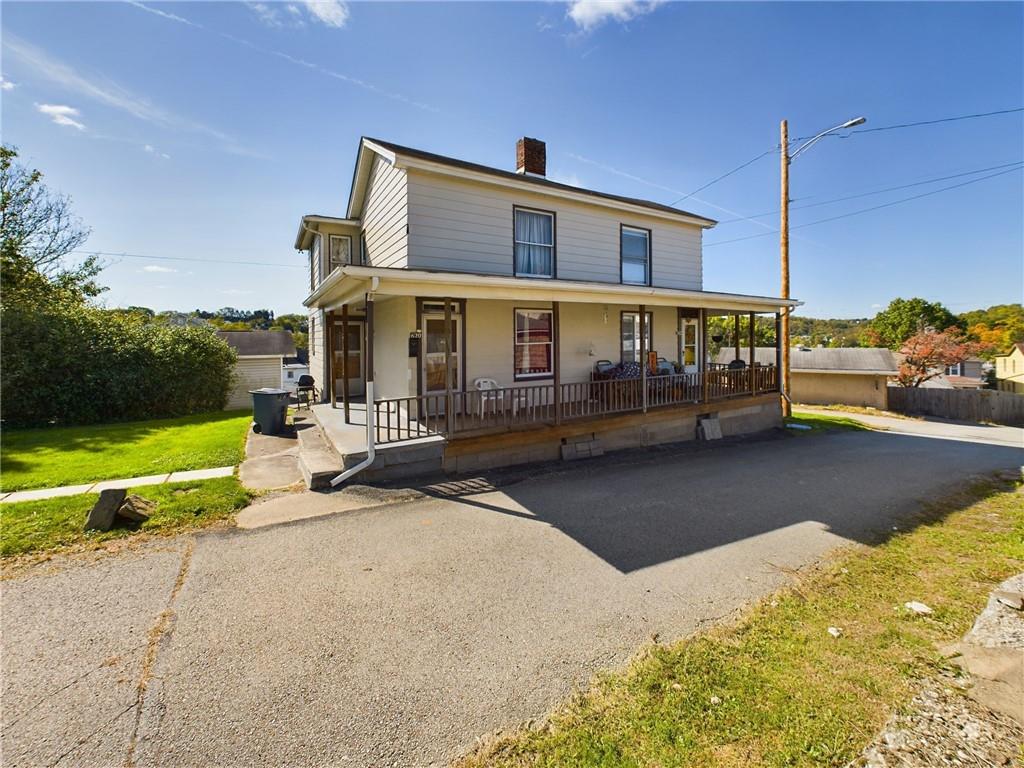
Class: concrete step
295,422,344,490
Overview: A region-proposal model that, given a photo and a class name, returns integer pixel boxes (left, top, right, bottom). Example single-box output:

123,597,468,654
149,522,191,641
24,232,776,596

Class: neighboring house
216,330,297,409
994,343,1024,394
940,357,986,390
911,356,986,390
716,346,896,409
282,356,311,393
295,136,798,475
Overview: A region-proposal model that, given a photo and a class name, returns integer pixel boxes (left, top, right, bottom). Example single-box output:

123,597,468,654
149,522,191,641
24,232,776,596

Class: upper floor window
360,232,369,266
621,226,650,285
514,207,554,278
945,363,962,376
328,235,352,273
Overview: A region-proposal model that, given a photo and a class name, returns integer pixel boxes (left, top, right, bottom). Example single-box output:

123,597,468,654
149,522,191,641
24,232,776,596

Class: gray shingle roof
216,331,296,357
716,346,897,374
364,137,717,226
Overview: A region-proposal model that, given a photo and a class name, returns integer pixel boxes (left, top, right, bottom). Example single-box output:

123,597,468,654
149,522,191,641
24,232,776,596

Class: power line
704,164,1022,248
674,107,1023,208
72,250,304,269
791,107,1024,142
716,160,1024,224
667,147,777,206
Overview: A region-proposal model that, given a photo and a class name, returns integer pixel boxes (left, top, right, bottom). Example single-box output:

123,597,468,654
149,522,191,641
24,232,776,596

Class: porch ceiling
306,266,801,314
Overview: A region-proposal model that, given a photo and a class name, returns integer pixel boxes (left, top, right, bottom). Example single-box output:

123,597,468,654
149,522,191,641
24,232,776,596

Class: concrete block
84,489,127,532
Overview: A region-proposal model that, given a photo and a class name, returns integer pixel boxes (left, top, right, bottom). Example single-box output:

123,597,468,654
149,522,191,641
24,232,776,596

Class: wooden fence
887,386,1024,426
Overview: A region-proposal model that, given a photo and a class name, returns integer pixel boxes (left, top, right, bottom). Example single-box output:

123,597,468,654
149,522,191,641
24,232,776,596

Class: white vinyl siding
405,169,702,289
225,357,283,410
362,155,409,268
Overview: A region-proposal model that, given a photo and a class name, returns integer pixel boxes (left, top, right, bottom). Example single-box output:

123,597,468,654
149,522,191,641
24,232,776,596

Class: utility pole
780,119,791,417
777,115,865,419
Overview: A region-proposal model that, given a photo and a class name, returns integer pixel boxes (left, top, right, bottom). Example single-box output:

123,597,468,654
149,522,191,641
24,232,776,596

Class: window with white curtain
621,311,653,364
621,226,650,285
514,208,554,277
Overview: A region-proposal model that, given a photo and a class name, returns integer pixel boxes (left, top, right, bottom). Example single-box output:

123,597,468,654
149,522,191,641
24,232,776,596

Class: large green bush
1,296,237,427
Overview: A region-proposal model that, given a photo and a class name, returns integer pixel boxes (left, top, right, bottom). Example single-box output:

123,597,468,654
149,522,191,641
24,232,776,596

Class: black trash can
250,387,290,435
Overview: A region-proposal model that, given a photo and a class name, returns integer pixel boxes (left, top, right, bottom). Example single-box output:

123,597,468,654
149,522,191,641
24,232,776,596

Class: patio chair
473,377,504,418
296,375,318,409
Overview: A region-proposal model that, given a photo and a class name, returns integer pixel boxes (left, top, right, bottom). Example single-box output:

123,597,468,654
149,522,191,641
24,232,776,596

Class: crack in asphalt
123,537,195,768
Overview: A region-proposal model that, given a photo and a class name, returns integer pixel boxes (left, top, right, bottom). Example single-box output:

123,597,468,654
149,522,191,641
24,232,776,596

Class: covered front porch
308,266,795,449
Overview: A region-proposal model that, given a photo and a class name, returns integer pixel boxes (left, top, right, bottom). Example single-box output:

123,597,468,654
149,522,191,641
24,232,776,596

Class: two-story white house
295,137,798,480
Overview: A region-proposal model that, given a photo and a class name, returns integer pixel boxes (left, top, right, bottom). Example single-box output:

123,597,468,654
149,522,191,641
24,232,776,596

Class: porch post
341,303,350,423
327,310,336,408
701,308,709,404
733,313,741,362
639,304,647,413
749,312,757,396
365,293,374,441
553,301,561,425
775,312,782,392
444,297,454,436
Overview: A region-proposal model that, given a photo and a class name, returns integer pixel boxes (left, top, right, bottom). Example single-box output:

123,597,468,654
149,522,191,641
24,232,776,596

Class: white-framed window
287,370,294,379
514,308,553,379
311,235,322,284
360,232,369,266
945,363,962,376
621,226,650,286
514,207,554,278
328,235,352,273
621,311,653,364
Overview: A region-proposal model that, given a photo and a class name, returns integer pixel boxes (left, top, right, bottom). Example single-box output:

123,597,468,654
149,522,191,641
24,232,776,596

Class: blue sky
2,1,1021,318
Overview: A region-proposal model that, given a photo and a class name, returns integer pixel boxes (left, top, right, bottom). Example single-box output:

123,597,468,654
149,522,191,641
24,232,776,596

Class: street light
779,116,866,417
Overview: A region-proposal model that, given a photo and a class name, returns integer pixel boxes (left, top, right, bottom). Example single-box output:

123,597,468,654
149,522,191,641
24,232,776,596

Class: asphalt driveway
3,426,1022,767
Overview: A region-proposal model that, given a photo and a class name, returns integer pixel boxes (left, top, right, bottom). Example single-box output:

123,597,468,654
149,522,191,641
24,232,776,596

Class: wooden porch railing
373,365,780,444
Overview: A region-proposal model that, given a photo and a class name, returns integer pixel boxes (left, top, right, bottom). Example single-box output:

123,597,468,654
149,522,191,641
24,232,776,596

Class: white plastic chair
474,377,503,419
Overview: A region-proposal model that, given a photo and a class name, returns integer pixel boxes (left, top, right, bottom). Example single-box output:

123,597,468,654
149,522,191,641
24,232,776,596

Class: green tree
1,144,98,301
868,298,961,349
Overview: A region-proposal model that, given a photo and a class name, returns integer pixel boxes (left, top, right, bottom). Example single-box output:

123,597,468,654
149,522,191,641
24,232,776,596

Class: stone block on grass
118,495,156,523
84,489,127,532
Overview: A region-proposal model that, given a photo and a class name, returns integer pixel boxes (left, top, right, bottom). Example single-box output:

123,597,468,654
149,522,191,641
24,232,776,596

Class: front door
333,320,364,397
422,315,462,396
680,317,700,373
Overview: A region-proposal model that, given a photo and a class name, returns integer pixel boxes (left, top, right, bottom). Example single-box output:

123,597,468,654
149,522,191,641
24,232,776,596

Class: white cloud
300,1,349,28
125,1,202,28
7,34,256,154
246,0,348,28
143,144,171,159
0,76,16,91
142,264,177,273
549,171,584,187
36,103,86,130
566,0,664,31
221,288,253,296
124,2,436,113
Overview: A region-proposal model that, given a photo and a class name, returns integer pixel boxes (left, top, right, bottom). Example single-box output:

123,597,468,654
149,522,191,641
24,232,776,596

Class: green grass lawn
0,476,252,559
1,410,252,492
786,410,873,434
459,478,1024,768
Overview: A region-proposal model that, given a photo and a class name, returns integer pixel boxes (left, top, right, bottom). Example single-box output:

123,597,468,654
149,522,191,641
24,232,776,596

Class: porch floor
310,402,444,457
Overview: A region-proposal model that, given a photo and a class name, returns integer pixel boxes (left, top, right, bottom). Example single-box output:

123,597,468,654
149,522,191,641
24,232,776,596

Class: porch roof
305,265,801,314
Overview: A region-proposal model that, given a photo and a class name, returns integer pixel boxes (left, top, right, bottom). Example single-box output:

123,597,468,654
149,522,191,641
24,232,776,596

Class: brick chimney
516,137,546,177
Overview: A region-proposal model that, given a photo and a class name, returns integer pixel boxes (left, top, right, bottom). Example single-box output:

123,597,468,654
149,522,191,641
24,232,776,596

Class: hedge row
2,300,237,427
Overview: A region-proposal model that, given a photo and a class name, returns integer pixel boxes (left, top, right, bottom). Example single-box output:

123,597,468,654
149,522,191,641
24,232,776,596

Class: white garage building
217,331,297,410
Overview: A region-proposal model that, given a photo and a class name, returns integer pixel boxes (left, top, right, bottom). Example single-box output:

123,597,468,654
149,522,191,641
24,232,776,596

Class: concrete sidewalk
0,466,235,504
796,406,1024,449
